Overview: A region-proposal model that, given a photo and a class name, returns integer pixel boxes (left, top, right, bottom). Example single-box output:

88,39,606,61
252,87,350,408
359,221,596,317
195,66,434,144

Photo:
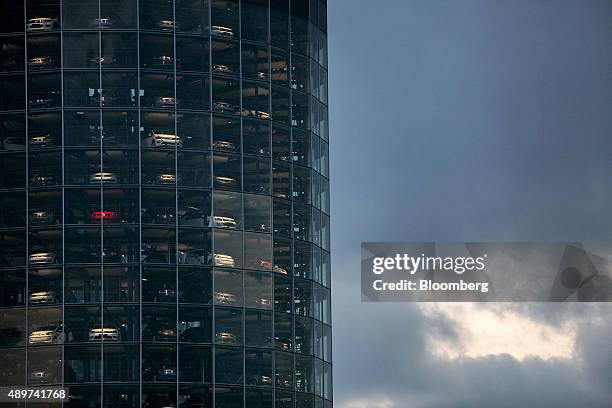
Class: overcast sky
327,1,612,406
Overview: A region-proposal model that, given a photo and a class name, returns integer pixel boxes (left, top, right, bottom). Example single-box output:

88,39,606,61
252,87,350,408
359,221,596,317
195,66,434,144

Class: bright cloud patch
420,304,576,361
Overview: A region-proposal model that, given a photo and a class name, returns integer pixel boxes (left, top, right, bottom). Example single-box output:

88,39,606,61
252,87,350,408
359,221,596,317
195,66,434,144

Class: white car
212,253,235,268
28,324,68,344
29,134,54,148
156,173,176,184
212,140,236,151
215,290,237,305
29,291,57,304
242,109,270,119
92,17,113,28
211,25,234,37
89,172,117,184
157,19,174,30
28,56,55,69
29,250,57,265
213,64,234,75
89,326,119,341
214,176,237,186
143,132,183,148
26,17,57,31
211,215,237,228
215,331,237,343
154,96,175,108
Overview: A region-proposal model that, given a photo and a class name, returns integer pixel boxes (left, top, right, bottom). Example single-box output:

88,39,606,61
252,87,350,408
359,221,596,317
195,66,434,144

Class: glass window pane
244,232,272,271
213,115,241,153
177,0,210,34
242,43,269,82
243,156,270,194
243,118,270,157
213,229,242,268
243,194,270,233
244,271,272,310
211,0,239,38
244,310,272,348
215,309,243,346
214,269,243,307
241,0,268,42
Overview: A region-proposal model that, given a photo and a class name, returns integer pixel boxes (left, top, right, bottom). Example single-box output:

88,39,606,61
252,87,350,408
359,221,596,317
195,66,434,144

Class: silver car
26,17,57,31
89,172,117,184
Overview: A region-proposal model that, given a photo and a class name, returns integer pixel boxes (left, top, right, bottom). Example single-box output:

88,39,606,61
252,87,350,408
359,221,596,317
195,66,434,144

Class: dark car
156,286,180,301
29,173,57,186
28,92,60,109
1,137,26,150
27,56,56,69
28,134,54,148
0,327,22,347
29,209,57,225
180,396,207,408
178,327,209,343
142,393,177,408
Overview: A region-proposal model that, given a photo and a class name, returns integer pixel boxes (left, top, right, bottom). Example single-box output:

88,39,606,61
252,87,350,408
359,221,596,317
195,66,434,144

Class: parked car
178,249,208,265
29,290,58,304
28,134,54,148
0,327,21,347
29,209,57,225
90,210,121,223
214,176,237,187
29,247,57,265
27,56,55,69
155,327,177,342
91,17,113,28
154,96,175,109
157,19,174,30
28,369,54,384
147,208,175,224
89,325,120,341
248,374,273,386
28,92,60,108
26,17,57,31
156,286,179,301
156,367,177,381
212,139,237,151
211,25,234,37
211,253,235,268
210,215,237,228
215,330,237,344
151,55,180,69
155,173,177,184
178,327,209,343
89,172,117,184
1,137,26,150
143,131,182,148
178,206,205,226
29,173,56,186
274,265,289,275
214,290,236,305
89,56,117,66
213,64,234,75
29,324,70,344
242,108,270,119
213,101,240,115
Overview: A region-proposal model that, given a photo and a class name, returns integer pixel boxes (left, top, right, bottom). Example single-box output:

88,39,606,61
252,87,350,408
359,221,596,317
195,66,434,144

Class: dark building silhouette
0,0,331,406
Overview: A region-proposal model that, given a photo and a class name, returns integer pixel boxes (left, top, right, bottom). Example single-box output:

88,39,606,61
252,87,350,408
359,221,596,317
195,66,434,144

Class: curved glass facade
0,0,331,406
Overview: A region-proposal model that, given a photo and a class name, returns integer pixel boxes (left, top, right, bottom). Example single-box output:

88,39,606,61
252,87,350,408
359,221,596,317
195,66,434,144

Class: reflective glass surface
0,0,330,406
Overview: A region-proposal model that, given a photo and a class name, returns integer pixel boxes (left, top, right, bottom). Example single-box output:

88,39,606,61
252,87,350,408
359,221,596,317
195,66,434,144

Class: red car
90,210,120,222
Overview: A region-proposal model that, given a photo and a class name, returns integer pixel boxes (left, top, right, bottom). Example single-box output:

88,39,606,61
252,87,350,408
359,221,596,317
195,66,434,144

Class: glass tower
0,0,331,406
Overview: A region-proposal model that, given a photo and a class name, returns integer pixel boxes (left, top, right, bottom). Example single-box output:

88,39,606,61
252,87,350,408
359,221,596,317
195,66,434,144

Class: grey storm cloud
328,0,612,406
